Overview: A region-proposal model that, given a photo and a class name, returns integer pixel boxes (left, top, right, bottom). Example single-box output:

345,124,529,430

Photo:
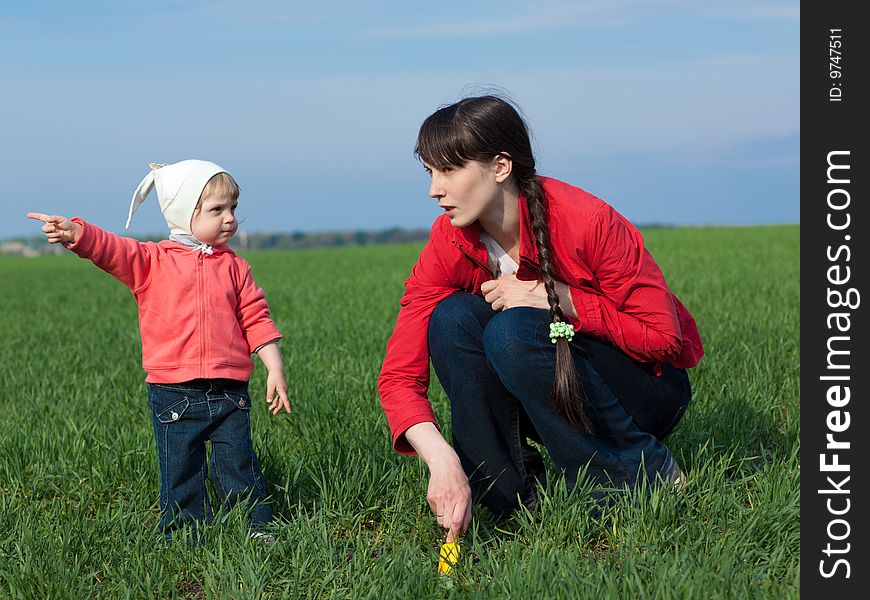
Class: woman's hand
427,454,472,542
481,274,579,320
405,422,472,542
481,274,549,311
27,212,82,245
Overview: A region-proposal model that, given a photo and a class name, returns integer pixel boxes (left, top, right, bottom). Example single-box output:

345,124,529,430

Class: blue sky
1,1,799,239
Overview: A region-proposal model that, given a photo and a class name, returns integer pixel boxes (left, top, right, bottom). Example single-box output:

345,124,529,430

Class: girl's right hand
26,212,81,245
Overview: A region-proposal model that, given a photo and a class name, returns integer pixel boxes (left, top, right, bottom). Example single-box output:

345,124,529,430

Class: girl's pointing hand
26,212,82,245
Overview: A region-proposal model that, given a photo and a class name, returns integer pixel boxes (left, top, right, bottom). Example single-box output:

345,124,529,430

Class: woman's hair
197,172,241,209
416,95,594,432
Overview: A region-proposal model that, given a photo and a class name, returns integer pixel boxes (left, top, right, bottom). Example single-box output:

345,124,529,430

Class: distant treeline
232,228,430,251
0,228,432,256
3,223,683,256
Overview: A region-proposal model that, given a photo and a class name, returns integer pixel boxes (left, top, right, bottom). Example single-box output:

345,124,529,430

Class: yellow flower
438,541,460,575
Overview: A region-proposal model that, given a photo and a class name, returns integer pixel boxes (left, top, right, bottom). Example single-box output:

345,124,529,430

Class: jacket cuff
246,323,282,353
392,413,440,455
64,217,94,256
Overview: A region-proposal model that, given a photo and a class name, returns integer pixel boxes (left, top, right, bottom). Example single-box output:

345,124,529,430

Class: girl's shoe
666,459,688,488
250,531,277,547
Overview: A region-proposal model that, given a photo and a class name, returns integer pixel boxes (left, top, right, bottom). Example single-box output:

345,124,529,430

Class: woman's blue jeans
147,379,273,540
428,292,691,517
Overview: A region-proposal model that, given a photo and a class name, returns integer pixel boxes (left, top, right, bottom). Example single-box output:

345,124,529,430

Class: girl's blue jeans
146,378,273,540
428,292,691,517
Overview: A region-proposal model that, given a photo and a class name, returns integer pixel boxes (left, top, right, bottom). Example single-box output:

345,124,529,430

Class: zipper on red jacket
453,240,495,278
197,252,205,379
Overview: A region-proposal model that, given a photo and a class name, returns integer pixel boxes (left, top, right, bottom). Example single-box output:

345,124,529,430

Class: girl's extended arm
256,341,291,415
28,213,154,292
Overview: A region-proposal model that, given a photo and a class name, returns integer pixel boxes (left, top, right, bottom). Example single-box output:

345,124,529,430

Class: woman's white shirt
480,232,519,277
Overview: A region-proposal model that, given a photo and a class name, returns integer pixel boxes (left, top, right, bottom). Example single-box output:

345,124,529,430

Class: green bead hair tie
549,321,575,344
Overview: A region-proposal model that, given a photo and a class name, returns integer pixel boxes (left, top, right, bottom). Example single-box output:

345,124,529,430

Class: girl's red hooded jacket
378,177,704,454
67,218,281,384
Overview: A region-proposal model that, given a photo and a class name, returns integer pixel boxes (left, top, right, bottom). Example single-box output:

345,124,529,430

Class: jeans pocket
225,391,252,411
156,397,191,424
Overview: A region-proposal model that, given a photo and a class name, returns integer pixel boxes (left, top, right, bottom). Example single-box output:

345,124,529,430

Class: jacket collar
450,217,483,249
449,192,539,266
161,239,233,256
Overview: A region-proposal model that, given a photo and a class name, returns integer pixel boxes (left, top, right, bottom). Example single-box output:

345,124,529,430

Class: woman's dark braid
525,180,564,323
521,174,594,432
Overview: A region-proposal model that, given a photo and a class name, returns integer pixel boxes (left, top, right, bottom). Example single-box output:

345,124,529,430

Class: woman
378,95,704,541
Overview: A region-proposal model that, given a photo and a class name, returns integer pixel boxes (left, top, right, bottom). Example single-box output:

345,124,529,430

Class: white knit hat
126,160,228,235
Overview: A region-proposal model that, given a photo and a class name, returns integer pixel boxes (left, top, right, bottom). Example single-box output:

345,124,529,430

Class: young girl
378,96,704,541
28,159,291,542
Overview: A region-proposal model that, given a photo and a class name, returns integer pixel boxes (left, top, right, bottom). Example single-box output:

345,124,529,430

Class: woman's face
424,159,501,228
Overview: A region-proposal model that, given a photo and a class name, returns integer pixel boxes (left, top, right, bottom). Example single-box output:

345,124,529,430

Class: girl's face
190,193,238,245
424,159,501,228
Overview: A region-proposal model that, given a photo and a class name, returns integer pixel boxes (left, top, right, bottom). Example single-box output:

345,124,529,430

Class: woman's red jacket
378,177,704,453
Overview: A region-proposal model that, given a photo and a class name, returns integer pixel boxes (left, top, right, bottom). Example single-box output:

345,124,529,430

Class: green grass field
0,225,799,599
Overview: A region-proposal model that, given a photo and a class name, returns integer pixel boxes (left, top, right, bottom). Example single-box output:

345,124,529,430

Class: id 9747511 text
829,29,843,102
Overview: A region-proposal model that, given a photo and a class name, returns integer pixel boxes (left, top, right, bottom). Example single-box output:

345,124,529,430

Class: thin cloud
371,1,630,37
368,0,799,37
704,5,800,21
